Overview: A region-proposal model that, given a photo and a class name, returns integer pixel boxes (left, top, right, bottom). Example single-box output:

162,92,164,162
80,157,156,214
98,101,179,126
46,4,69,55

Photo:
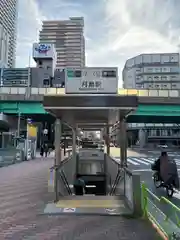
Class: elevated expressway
1,87,180,104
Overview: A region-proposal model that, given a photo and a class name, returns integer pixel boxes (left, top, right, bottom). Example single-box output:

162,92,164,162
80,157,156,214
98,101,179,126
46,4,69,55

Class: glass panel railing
38,88,46,95
169,90,179,97
57,88,65,95
137,90,149,96
18,87,26,94
1,87,180,98
46,88,57,95
0,87,10,94
127,89,138,95
118,89,128,95
31,87,39,94
159,90,169,97
148,90,158,97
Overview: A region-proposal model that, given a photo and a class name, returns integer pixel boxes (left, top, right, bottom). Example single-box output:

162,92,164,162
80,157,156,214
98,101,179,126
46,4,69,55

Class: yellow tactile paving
56,199,125,208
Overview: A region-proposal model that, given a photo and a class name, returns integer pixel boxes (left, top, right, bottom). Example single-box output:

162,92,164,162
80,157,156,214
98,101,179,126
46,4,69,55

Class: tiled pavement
0,157,159,240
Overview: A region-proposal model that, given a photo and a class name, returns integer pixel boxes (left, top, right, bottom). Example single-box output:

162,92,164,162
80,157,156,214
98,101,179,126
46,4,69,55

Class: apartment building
123,53,180,89
0,0,18,67
39,17,85,68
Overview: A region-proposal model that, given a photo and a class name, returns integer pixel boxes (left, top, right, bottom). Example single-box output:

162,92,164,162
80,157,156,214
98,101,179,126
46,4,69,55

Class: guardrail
48,148,75,197
141,182,180,239
48,154,73,193
1,87,180,98
0,148,24,167
108,156,180,238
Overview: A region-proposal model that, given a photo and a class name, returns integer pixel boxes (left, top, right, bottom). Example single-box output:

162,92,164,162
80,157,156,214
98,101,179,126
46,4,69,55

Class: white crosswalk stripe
148,151,180,157
114,156,180,166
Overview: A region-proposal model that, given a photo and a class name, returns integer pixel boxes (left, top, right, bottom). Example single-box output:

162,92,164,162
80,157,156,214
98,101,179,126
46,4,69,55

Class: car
158,144,168,148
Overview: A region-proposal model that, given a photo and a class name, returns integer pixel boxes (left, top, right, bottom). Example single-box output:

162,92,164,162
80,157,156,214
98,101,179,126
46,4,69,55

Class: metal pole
17,112,21,137
72,127,77,181
26,53,31,99
54,119,61,202
106,125,110,155
120,119,127,167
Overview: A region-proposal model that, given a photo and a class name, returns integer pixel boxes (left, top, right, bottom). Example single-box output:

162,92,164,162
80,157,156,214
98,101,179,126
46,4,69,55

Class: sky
16,0,180,85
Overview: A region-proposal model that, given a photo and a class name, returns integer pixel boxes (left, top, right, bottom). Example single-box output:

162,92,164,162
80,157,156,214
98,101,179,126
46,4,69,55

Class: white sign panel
65,67,118,94
32,43,55,59
63,208,76,212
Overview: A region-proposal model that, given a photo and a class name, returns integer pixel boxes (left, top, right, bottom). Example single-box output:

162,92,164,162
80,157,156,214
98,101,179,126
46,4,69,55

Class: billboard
32,43,55,59
27,124,37,138
65,67,118,94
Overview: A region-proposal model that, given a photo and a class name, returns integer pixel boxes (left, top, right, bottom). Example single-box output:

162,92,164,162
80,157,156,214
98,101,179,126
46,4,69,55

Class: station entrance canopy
43,95,138,127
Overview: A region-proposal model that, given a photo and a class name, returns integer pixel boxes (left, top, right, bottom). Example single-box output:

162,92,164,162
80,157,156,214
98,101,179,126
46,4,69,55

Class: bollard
132,173,143,217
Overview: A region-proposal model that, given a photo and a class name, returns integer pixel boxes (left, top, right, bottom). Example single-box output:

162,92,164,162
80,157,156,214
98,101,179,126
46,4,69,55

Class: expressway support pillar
106,125,110,155
72,127,77,180
54,118,62,201
119,118,127,167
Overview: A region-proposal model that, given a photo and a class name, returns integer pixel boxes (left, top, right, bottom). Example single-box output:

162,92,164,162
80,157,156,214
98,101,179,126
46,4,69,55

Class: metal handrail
141,182,180,239
59,170,72,195
109,168,124,195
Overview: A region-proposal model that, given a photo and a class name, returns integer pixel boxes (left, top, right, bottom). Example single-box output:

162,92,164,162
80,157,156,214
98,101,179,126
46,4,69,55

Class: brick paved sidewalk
0,158,160,240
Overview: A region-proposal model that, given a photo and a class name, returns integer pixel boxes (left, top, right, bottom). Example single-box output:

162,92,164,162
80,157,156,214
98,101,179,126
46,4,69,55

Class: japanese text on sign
82,70,101,78
80,80,102,89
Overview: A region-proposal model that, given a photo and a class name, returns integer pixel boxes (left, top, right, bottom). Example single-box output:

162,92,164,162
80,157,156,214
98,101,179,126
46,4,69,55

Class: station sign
65,67,118,94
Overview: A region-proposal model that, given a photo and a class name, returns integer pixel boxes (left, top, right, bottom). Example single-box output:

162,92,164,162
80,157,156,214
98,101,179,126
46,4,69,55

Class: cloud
16,0,180,86
16,0,45,67
102,0,180,84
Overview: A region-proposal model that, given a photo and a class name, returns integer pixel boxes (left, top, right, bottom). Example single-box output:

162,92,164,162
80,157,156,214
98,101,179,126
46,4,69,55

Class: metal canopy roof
43,94,138,126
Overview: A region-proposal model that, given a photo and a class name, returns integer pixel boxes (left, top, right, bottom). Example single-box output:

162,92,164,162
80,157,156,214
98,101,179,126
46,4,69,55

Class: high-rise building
0,24,9,68
123,53,180,89
0,0,18,68
39,17,85,68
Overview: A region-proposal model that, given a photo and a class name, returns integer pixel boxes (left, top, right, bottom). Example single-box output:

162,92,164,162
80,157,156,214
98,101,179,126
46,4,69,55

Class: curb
148,217,168,240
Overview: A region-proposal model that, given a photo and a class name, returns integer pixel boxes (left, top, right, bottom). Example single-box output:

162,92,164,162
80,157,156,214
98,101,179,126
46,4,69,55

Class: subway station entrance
43,94,142,216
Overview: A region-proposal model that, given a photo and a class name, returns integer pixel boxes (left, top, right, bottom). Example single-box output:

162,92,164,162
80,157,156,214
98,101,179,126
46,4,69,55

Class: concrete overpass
1,87,180,105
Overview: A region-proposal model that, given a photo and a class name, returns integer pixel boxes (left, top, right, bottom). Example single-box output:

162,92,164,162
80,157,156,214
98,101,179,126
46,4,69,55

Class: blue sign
35,44,51,54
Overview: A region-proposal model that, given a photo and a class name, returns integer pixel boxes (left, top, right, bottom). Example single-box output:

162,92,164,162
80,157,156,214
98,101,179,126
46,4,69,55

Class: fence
0,148,24,167
141,182,180,239
0,132,15,148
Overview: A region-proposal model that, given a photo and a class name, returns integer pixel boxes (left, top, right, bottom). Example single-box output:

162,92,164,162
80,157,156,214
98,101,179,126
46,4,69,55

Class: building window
161,76,167,81
162,68,168,72
172,84,177,88
170,76,177,80
154,76,159,81
155,68,160,72
43,79,50,86
146,68,153,72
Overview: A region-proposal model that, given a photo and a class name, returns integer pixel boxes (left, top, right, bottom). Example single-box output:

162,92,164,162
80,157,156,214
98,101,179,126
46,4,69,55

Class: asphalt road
0,155,159,240
110,147,180,227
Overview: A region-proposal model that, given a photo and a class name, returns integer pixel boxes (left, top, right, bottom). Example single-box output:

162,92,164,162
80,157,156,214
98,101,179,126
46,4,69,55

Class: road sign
65,67,118,94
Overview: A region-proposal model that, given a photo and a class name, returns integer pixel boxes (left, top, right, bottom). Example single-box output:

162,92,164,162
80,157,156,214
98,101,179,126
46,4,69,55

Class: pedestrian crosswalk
147,151,180,157
114,156,180,167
